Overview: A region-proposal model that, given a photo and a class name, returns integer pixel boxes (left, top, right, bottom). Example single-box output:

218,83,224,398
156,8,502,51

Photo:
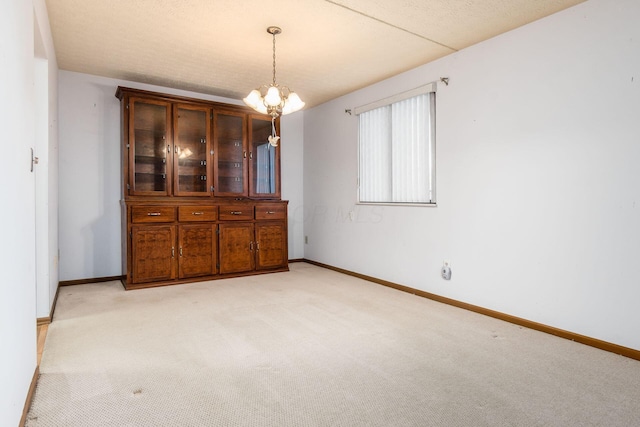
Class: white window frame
355,83,437,206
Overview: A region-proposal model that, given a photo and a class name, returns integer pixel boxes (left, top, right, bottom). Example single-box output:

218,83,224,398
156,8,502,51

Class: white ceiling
45,0,585,108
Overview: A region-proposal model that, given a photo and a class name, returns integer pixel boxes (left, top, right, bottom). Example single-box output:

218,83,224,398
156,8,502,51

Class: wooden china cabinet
116,87,288,290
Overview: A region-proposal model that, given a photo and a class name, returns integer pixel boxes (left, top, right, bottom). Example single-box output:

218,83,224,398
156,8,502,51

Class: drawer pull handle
192,212,204,216
231,211,243,215
266,211,276,214
147,212,162,216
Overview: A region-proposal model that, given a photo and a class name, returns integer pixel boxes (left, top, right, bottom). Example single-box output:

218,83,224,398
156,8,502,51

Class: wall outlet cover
441,265,452,280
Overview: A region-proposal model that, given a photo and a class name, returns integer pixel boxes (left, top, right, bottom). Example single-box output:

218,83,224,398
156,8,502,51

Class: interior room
2,0,639,425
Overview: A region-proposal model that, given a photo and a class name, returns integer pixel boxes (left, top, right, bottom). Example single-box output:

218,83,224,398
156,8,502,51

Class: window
356,83,436,205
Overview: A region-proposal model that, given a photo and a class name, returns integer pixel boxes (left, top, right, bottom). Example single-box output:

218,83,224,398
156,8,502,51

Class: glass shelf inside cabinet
176,107,208,194
133,101,169,193
216,113,245,194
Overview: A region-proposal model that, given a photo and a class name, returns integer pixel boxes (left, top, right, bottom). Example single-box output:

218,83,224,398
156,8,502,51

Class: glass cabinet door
249,115,280,199
174,104,211,196
214,111,247,197
129,99,172,196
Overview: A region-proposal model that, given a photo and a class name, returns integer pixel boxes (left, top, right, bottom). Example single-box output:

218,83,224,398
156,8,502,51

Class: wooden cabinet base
121,265,289,290
122,199,289,290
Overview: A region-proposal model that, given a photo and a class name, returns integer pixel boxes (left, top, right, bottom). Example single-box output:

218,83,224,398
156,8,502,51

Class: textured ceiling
45,0,585,108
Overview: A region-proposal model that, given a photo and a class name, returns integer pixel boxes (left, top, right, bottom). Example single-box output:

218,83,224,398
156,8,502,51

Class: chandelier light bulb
265,86,282,107
254,102,268,115
281,100,293,115
243,89,262,110
286,92,305,113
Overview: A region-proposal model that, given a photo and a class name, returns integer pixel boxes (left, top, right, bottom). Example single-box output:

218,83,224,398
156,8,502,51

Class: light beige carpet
27,263,640,426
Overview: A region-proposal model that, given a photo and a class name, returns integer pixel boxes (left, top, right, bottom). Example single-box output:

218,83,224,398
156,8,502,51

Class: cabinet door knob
231,211,242,215
147,212,162,216
179,247,183,257
192,212,204,216
171,247,175,258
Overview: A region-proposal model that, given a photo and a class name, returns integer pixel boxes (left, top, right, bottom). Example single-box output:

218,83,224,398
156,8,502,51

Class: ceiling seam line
324,0,458,52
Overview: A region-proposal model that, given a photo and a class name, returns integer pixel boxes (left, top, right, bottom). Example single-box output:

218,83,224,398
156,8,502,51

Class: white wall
34,0,59,319
303,0,640,351
59,71,305,280
281,112,305,259
0,1,40,424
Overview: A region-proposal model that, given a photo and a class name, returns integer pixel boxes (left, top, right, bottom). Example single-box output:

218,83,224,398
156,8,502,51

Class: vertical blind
255,143,276,194
357,86,435,204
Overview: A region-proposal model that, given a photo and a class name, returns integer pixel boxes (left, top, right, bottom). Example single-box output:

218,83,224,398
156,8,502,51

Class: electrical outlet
441,260,452,280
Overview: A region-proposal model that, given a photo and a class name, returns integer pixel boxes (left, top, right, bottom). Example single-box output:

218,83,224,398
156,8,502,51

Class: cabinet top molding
115,86,267,116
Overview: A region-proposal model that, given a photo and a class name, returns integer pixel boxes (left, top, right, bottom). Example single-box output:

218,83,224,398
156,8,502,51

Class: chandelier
243,26,305,146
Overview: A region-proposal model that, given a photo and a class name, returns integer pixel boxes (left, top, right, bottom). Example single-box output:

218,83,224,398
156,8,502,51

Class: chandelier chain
272,31,277,86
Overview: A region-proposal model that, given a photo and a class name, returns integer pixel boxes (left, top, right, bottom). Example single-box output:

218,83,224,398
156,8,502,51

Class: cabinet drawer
131,206,176,223
255,204,286,220
178,206,218,222
219,205,254,221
